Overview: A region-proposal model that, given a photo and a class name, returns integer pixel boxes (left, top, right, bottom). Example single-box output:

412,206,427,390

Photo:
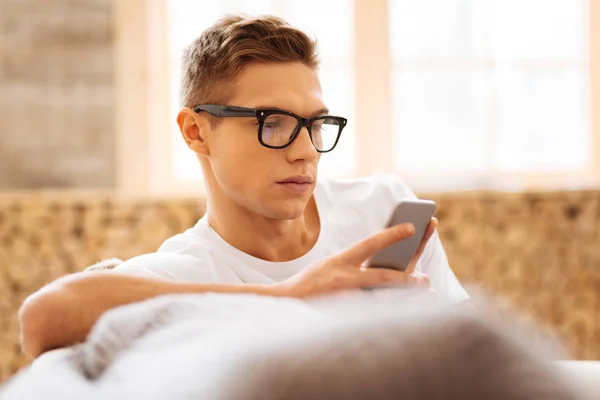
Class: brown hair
180,14,319,108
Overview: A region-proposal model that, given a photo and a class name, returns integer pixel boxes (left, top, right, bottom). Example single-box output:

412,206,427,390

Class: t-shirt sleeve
112,252,212,282
417,232,470,303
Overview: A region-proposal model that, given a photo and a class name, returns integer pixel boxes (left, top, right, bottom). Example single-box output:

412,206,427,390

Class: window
390,0,591,189
114,0,599,195
166,0,355,182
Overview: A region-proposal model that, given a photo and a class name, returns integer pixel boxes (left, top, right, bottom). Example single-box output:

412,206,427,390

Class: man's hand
404,217,438,286
276,218,438,298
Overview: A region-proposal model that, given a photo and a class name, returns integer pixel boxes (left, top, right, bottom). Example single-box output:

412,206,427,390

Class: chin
255,187,314,220
266,199,308,220
271,207,305,220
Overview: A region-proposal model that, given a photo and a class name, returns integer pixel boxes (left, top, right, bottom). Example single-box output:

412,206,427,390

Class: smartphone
368,199,437,272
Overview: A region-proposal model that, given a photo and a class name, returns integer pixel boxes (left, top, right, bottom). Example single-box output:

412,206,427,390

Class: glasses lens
311,118,341,151
261,114,299,147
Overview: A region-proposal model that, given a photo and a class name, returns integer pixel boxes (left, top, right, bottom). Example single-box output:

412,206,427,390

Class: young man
19,15,468,358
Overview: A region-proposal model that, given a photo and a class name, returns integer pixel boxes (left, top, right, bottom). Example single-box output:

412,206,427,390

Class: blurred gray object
1,290,598,399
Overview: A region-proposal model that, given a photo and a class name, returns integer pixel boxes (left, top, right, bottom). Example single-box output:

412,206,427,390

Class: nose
285,126,319,163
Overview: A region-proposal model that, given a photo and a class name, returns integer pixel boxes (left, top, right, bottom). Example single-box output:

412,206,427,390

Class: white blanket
0,288,583,400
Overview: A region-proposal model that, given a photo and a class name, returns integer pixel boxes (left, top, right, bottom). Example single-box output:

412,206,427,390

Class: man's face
204,62,327,220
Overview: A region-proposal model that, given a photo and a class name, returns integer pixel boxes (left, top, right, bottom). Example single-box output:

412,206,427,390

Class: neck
205,191,320,263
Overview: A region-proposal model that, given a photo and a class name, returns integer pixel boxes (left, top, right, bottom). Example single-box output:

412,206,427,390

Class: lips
278,176,313,184
277,176,314,194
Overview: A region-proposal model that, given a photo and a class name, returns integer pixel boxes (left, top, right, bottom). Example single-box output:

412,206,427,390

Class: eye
312,121,325,131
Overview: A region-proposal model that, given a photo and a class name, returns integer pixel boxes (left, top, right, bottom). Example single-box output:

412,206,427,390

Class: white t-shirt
115,173,469,303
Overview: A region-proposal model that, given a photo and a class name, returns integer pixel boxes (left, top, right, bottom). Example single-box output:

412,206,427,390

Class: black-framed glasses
192,104,347,153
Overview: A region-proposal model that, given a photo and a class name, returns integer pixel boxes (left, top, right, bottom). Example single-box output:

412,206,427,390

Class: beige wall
0,0,115,190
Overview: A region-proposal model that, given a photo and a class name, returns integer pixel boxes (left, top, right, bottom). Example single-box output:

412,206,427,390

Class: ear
177,107,211,157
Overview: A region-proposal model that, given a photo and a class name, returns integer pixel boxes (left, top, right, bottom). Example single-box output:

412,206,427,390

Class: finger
357,268,417,288
406,218,438,274
423,217,438,244
412,272,431,288
339,223,415,264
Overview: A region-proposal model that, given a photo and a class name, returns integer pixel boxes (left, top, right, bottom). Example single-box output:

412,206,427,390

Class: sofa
0,189,599,382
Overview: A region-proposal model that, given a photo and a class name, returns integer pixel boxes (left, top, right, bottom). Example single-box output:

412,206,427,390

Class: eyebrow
310,108,330,117
254,106,330,117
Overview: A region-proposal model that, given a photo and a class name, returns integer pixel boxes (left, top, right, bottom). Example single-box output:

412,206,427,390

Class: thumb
338,223,415,264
